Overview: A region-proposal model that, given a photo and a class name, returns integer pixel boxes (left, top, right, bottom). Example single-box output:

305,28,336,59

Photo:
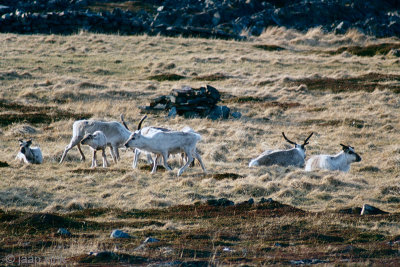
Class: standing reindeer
305,144,361,172
249,132,313,167
80,131,109,168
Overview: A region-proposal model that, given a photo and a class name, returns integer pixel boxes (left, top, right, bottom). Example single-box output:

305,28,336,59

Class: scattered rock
140,85,235,120
0,1,400,39
206,198,234,207
259,197,273,204
360,204,388,215
110,229,131,239
231,111,242,119
57,228,71,237
237,198,254,205
207,105,230,120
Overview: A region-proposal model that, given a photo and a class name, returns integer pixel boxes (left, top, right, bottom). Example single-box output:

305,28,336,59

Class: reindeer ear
26,139,32,146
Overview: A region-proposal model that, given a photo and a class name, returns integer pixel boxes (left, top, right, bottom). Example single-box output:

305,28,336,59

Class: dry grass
1,28,400,264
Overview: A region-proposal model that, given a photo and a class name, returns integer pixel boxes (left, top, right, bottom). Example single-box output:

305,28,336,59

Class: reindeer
249,132,313,167
305,144,361,172
16,139,43,164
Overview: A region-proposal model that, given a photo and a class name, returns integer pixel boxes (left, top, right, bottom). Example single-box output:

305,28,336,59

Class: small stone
144,237,160,243
259,197,273,204
231,111,242,119
360,204,388,215
206,198,234,207
110,229,131,238
57,228,71,236
167,107,177,118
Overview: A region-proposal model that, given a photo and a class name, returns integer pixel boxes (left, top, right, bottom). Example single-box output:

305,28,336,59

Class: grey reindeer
16,139,43,164
249,132,313,167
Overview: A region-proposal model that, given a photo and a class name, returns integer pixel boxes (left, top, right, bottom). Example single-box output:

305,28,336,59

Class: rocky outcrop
139,85,239,120
0,0,400,38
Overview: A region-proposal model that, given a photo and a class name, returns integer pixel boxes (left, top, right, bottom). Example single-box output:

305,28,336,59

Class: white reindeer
80,131,109,168
59,117,135,164
124,130,206,176
122,115,197,169
120,115,168,168
16,139,43,164
249,132,313,167
305,144,361,172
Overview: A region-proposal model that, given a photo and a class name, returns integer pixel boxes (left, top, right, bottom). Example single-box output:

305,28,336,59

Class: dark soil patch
192,73,230,81
289,73,400,93
10,213,84,233
148,73,185,81
74,252,147,264
330,43,400,57
212,173,244,180
0,99,91,126
253,44,285,51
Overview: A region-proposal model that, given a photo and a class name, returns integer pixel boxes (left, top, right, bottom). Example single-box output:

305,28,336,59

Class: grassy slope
0,28,400,264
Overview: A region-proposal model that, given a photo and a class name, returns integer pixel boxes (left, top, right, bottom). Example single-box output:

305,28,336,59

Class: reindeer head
80,132,94,145
340,144,362,162
282,132,313,151
19,139,33,154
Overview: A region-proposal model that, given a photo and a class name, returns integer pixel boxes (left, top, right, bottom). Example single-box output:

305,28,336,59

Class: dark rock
206,198,234,207
207,105,230,120
360,204,388,215
167,106,177,118
231,111,242,119
237,198,254,205
334,21,351,34
259,197,273,204
57,227,71,237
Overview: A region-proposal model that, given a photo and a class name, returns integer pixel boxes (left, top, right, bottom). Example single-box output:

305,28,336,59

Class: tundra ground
0,28,400,265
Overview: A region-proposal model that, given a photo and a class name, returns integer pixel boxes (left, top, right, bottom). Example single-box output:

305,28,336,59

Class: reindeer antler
282,132,297,145
340,143,349,150
137,115,147,130
303,132,314,145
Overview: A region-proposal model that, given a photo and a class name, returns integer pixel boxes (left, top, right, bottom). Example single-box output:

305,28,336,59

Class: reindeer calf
80,131,109,168
16,139,43,164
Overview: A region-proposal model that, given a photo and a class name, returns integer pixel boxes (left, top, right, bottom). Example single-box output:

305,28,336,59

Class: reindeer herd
16,115,362,175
